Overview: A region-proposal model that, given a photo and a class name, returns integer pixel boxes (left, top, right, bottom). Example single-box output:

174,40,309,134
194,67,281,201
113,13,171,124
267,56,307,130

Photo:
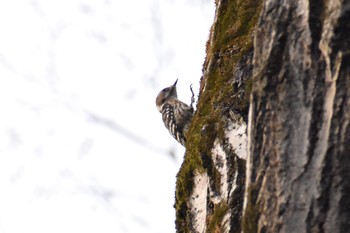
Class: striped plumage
156,79,194,146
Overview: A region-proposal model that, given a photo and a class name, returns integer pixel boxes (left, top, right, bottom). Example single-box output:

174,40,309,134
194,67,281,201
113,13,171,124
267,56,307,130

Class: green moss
207,202,230,232
242,184,260,233
213,0,261,60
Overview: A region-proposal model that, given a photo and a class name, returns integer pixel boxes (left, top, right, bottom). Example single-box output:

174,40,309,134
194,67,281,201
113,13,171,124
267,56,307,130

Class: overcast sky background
0,0,214,232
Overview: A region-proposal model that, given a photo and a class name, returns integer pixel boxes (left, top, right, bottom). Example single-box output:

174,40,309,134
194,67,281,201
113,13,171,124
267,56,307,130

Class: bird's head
156,79,178,112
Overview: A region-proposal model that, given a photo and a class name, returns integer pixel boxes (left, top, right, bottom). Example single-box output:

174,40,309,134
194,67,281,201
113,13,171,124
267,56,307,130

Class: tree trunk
244,0,350,233
175,0,260,232
174,0,350,232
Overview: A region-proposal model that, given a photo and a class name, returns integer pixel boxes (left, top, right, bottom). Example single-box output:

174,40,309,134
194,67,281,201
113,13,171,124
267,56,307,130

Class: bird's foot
190,84,195,107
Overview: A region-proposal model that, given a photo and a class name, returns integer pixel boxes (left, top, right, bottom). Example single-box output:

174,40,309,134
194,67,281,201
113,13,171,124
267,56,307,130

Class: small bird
156,79,195,146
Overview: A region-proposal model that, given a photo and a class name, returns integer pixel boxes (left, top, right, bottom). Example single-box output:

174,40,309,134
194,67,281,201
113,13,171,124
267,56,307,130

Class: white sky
0,0,214,232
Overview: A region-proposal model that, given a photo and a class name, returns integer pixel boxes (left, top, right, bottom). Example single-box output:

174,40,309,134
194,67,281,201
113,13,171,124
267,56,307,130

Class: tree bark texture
244,0,350,233
175,0,261,232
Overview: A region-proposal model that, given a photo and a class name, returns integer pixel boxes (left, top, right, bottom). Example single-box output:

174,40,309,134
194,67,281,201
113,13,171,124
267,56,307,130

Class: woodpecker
156,79,195,146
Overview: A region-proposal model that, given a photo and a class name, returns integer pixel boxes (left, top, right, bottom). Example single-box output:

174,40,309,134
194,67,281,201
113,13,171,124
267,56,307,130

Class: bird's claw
190,84,195,107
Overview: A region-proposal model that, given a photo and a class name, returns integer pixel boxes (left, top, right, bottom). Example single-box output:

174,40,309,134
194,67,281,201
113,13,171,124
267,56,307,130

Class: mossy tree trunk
175,0,260,232
174,0,350,232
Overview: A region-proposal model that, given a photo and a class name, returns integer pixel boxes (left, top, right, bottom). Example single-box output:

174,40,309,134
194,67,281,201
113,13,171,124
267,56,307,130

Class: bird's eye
162,88,169,92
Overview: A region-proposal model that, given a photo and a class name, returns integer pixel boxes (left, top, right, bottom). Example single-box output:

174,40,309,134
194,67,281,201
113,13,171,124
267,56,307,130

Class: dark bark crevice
308,0,324,54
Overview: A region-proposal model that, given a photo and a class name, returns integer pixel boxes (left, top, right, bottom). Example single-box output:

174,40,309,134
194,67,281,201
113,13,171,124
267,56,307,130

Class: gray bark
244,0,350,232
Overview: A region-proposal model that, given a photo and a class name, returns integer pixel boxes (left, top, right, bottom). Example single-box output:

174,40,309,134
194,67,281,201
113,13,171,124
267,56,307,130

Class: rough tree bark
174,0,350,232
244,0,350,233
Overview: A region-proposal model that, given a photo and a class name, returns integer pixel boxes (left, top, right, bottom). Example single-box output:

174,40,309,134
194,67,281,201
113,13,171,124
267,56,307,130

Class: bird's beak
173,79,178,87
